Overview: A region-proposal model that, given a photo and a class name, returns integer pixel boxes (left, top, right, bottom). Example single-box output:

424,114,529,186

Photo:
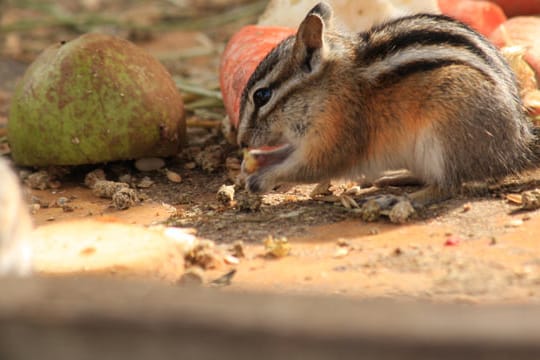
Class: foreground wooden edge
0,276,539,359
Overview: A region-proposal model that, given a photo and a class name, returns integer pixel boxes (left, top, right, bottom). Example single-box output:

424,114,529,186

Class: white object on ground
258,0,440,32
0,157,32,276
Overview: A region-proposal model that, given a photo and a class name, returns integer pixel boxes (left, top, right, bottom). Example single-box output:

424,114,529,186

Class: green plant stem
0,1,268,34
175,78,222,100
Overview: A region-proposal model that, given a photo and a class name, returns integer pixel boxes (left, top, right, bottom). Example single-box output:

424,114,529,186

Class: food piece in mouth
243,149,260,174
242,144,293,174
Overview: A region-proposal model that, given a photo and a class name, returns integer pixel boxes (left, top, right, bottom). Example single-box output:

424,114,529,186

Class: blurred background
0,0,267,154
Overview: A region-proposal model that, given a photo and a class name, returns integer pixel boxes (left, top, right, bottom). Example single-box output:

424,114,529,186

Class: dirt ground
21,159,540,303
2,1,540,304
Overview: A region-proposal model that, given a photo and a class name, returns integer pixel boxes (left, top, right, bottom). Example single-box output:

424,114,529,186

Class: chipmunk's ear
307,2,332,25
294,2,332,73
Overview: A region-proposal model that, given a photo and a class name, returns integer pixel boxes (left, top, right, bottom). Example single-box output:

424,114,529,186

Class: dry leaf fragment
264,236,291,258
340,194,359,209
210,269,237,287
506,193,523,205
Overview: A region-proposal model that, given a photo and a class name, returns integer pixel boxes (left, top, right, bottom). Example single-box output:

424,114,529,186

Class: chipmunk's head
237,2,334,167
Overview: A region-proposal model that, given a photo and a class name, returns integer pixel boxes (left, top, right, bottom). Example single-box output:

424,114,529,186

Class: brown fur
237,2,536,203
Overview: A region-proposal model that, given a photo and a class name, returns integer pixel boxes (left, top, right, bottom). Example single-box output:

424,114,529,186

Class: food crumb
111,188,139,210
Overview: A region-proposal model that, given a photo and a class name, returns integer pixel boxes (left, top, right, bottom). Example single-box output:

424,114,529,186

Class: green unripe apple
8,33,185,166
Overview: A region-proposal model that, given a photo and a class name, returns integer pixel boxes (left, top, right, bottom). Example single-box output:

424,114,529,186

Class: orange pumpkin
220,25,295,129
438,0,507,37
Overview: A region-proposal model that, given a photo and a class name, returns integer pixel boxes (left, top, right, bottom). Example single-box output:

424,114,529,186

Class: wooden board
1,277,540,359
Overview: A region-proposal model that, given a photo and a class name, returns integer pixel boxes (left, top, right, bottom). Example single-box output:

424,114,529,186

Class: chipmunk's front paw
246,172,276,194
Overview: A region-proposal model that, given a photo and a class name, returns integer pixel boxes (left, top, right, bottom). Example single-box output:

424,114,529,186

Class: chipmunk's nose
237,130,250,148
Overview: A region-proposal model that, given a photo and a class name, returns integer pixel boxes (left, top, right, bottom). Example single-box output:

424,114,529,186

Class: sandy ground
2,1,540,304
25,163,540,304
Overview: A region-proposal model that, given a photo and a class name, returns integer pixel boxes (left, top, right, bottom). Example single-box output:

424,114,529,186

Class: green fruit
8,33,185,166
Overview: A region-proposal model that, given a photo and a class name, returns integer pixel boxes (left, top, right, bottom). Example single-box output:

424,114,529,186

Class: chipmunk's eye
253,87,272,107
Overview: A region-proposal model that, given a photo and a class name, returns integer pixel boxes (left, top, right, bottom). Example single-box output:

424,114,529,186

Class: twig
175,78,222,100
186,118,221,129
193,109,224,120
184,97,223,111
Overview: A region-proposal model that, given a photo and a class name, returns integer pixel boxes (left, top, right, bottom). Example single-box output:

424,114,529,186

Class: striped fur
237,2,534,200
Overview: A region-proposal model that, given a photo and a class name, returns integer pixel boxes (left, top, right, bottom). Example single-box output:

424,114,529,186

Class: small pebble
117,174,134,185
18,169,32,180
178,267,205,286
224,255,240,265
236,191,262,212
506,219,524,228
92,180,129,199
360,199,382,222
25,170,52,190
56,197,70,207
84,168,106,188
135,157,165,172
333,247,349,258
388,200,415,224
137,176,154,189
521,189,540,210
230,240,245,258
166,170,182,183
444,235,462,247
310,181,332,198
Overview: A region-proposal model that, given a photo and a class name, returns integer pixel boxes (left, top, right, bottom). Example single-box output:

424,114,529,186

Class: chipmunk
238,1,537,205
0,157,32,276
